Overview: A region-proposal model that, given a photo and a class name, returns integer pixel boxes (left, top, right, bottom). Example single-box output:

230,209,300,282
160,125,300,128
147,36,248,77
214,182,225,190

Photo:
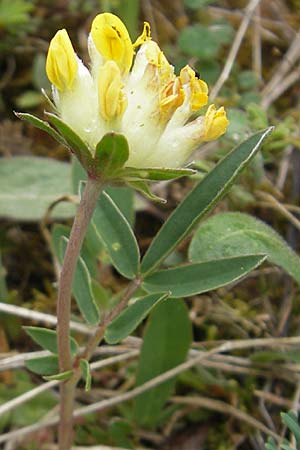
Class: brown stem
57,177,102,450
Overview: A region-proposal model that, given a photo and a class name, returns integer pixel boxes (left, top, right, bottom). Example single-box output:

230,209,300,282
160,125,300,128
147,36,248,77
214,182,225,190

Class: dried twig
256,191,300,232
2,338,300,444
261,27,300,105
0,350,139,418
171,395,281,441
261,62,300,109
254,389,296,409
252,3,262,81
276,145,294,191
210,0,261,100
0,302,91,335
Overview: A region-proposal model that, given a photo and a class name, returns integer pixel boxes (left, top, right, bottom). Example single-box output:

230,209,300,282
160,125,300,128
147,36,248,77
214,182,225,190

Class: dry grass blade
261,27,300,103
210,0,261,100
0,344,228,444
0,350,139,418
254,389,299,409
1,337,296,444
44,445,150,450
0,302,92,335
261,62,300,109
171,395,281,441
256,191,300,232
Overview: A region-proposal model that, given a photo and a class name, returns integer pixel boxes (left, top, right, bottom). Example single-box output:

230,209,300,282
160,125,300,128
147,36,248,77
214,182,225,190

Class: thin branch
254,389,296,409
0,343,229,444
207,6,294,42
276,145,293,191
0,380,58,417
210,0,261,100
0,350,139,418
2,337,300,443
0,302,92,335
261,62,300,109
261,28,300,99
44,445,150,450
256,191,300,232
252,3,262,81
171,395,281,441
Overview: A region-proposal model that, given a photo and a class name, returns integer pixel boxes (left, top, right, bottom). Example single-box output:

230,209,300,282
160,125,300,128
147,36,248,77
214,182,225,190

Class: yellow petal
160,77,184,123
180,65,208,111
91,13,133,73
133,22,151,48
145,41,174,86
98,61,127,121
46,29,78,92
204,105,229,141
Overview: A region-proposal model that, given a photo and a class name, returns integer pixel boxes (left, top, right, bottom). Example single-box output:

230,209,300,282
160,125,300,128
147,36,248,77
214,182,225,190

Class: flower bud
180,65,208,111
98,61,127,121
46,29,78,92
91,13,133,73
204,105,229,141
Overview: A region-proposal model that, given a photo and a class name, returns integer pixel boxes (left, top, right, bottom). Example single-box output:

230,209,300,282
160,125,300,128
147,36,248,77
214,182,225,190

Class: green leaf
127,180,166,203
25,355,59,376
94,132,129,176
281,412,300,442
143,255,266,298
250,350,296,363
60,238,100,325
265,437,278,450
106,186,135,226
80,359,92,391
120,167,196,181
0,372,56,428
141,128,273,275
91,191,140,279
43,370,74,381
45,112,93,172
134,299,192,427
15,112,66,146
105,292,169,344
188,212,300,285
184,0,215,9
23,326,78,356
178,24,233,59
0,157,75,221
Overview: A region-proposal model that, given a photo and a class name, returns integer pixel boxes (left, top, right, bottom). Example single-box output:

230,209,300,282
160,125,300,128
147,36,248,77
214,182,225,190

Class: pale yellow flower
45,13,229,168
46,29,78,92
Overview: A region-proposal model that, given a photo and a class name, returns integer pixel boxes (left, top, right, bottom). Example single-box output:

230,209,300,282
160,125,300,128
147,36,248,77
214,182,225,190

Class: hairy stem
57,177,102,450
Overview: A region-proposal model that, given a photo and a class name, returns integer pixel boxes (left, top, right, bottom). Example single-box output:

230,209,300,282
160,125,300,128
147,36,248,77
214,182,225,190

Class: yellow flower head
98,61,127,121
204,105,229,141
45,13,229,169
46,29,78,92
91,13,134,73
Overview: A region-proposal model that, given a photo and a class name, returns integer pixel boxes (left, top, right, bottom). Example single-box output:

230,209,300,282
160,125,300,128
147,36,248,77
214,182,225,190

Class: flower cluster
46,13,228,169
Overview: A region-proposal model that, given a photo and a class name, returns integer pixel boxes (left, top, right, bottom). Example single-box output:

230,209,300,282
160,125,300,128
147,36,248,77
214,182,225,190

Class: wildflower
45,12,229,170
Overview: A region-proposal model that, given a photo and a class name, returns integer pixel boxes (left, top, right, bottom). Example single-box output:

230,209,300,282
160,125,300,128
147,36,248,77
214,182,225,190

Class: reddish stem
56,177,102,450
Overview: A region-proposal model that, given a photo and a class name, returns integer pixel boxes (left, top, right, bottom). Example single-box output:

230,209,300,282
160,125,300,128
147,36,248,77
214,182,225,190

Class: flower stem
56,177,103,450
